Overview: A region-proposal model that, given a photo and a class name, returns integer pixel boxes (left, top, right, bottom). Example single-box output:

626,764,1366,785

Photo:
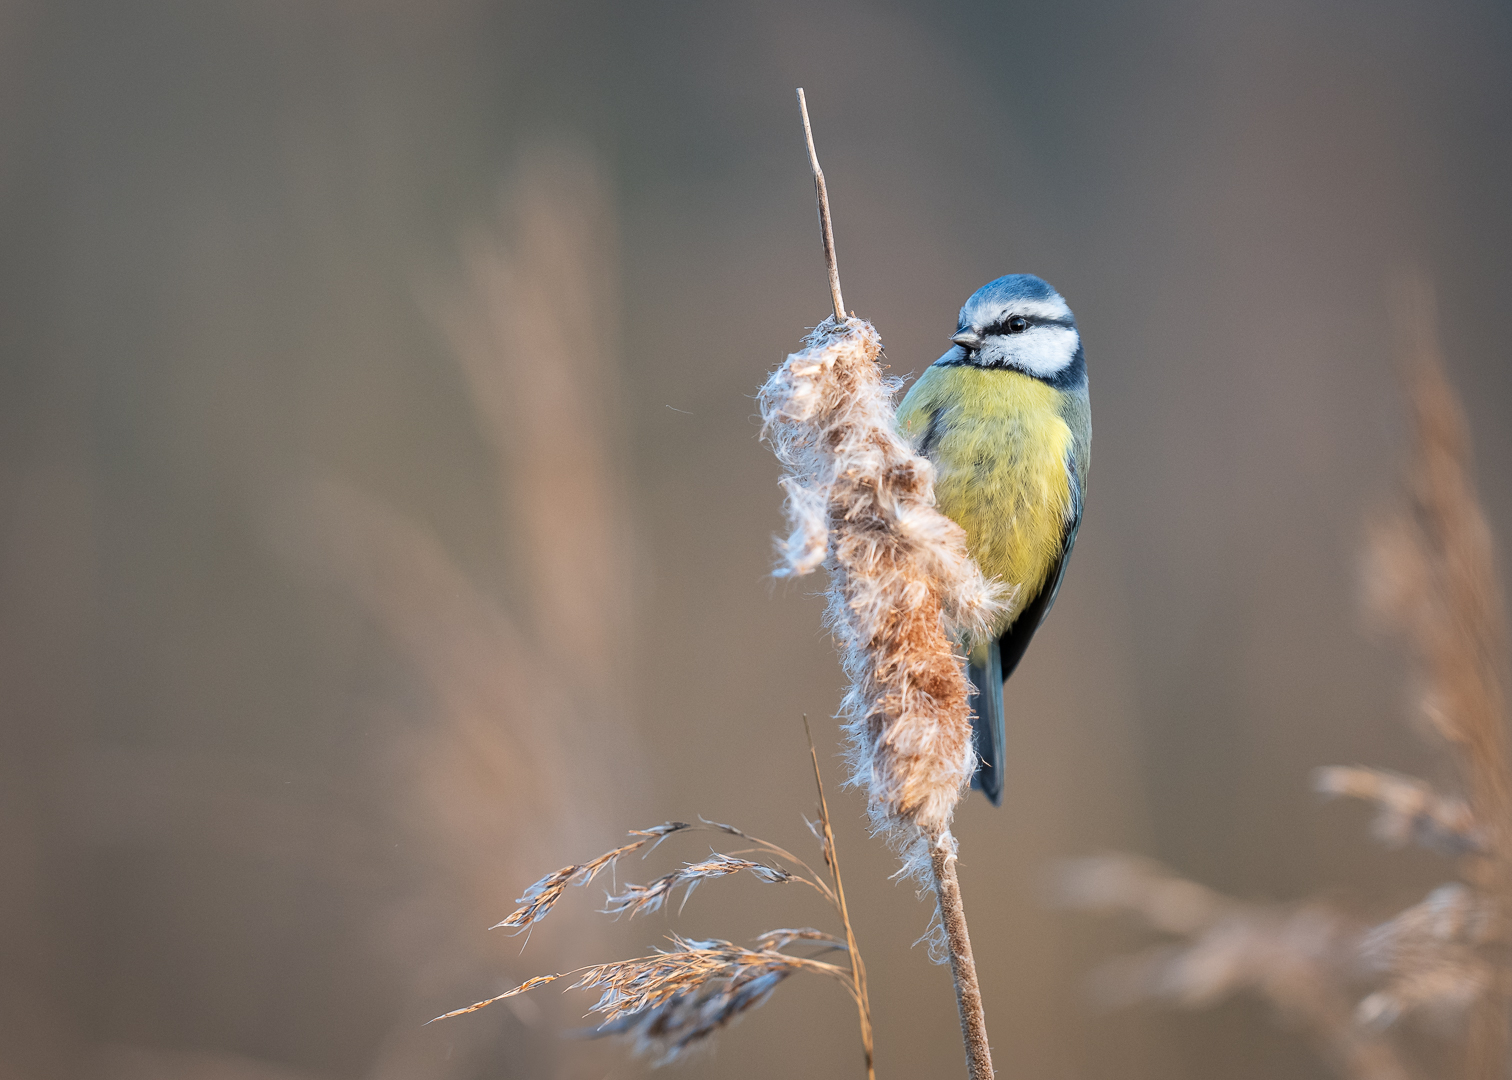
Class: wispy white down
759,316,1008,867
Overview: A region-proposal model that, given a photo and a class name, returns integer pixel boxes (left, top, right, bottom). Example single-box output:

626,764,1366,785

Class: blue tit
896,274,1090,805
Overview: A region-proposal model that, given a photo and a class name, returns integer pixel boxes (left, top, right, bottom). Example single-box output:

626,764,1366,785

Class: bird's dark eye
1006,316,1029,334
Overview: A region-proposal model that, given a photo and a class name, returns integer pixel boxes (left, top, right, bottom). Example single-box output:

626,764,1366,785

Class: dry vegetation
757,313,1006,1078
279,140,638,1079
758,318,1007,845
442,98,1013,1079
434,100,1021,1080
750,95,1009,1079
1059,280,1512,1080
434,738,878,1076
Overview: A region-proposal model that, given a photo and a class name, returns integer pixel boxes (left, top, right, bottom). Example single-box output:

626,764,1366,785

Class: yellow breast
897,365,1075,631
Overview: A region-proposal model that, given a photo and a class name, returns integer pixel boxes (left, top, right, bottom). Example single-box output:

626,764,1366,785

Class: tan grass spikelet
758,317,1007,842
752,927,849,952
1058,855,1412,1080
430,934,850,1048
579,935,854,1064
601,855,792,919
1315,766,1482,854
491,822,694,932
430,974,570,1022
1357,884,1497,1030
437,793,873,1071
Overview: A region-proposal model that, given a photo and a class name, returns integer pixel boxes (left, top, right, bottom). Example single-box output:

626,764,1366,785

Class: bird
895,274,1090,805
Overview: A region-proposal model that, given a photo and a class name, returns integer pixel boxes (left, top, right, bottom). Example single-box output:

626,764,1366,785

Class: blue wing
969,467,1083,805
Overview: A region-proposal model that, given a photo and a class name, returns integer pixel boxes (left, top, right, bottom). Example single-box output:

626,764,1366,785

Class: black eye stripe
979,314,1074,335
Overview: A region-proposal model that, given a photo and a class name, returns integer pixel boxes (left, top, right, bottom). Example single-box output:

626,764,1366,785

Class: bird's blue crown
958,275,1073,332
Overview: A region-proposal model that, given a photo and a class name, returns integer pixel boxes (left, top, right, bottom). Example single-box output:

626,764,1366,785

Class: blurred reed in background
3,4,1509,1079
1060,279,1512,1080
34,141,640,1080
275,140,640,1080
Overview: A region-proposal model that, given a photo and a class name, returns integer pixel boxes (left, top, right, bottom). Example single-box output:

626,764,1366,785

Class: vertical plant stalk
797,89,846,324
806,716,875,1080
929,830,993,1080
779,89,1000,1080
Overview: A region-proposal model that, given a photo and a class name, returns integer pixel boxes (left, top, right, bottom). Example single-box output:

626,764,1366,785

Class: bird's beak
951,330,983,351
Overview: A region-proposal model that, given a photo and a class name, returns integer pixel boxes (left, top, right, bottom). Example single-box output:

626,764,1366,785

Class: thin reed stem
796,89,846,324
784,90,998,1079
806,716,875,1080
929,830,994,1080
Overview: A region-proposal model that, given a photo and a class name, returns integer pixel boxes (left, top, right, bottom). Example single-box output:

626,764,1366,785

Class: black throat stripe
934,343,1087,391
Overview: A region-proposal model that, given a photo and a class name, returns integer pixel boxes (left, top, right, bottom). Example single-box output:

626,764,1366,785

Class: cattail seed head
759,317,1007,849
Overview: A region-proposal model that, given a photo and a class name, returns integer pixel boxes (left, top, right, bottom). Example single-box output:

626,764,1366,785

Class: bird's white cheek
1008,327,1078,377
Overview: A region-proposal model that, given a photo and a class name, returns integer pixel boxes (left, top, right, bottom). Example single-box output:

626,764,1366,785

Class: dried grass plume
435,764,876,1075
757,317,1006,843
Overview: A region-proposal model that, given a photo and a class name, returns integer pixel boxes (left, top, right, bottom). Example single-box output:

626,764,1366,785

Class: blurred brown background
2,1,1510,1078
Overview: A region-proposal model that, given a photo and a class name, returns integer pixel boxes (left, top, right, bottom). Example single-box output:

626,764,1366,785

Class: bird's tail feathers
967,638,1005,806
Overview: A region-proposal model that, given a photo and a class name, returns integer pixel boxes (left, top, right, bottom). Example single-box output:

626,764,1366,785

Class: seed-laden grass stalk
435,743,877,1072
759,90,1009,1080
